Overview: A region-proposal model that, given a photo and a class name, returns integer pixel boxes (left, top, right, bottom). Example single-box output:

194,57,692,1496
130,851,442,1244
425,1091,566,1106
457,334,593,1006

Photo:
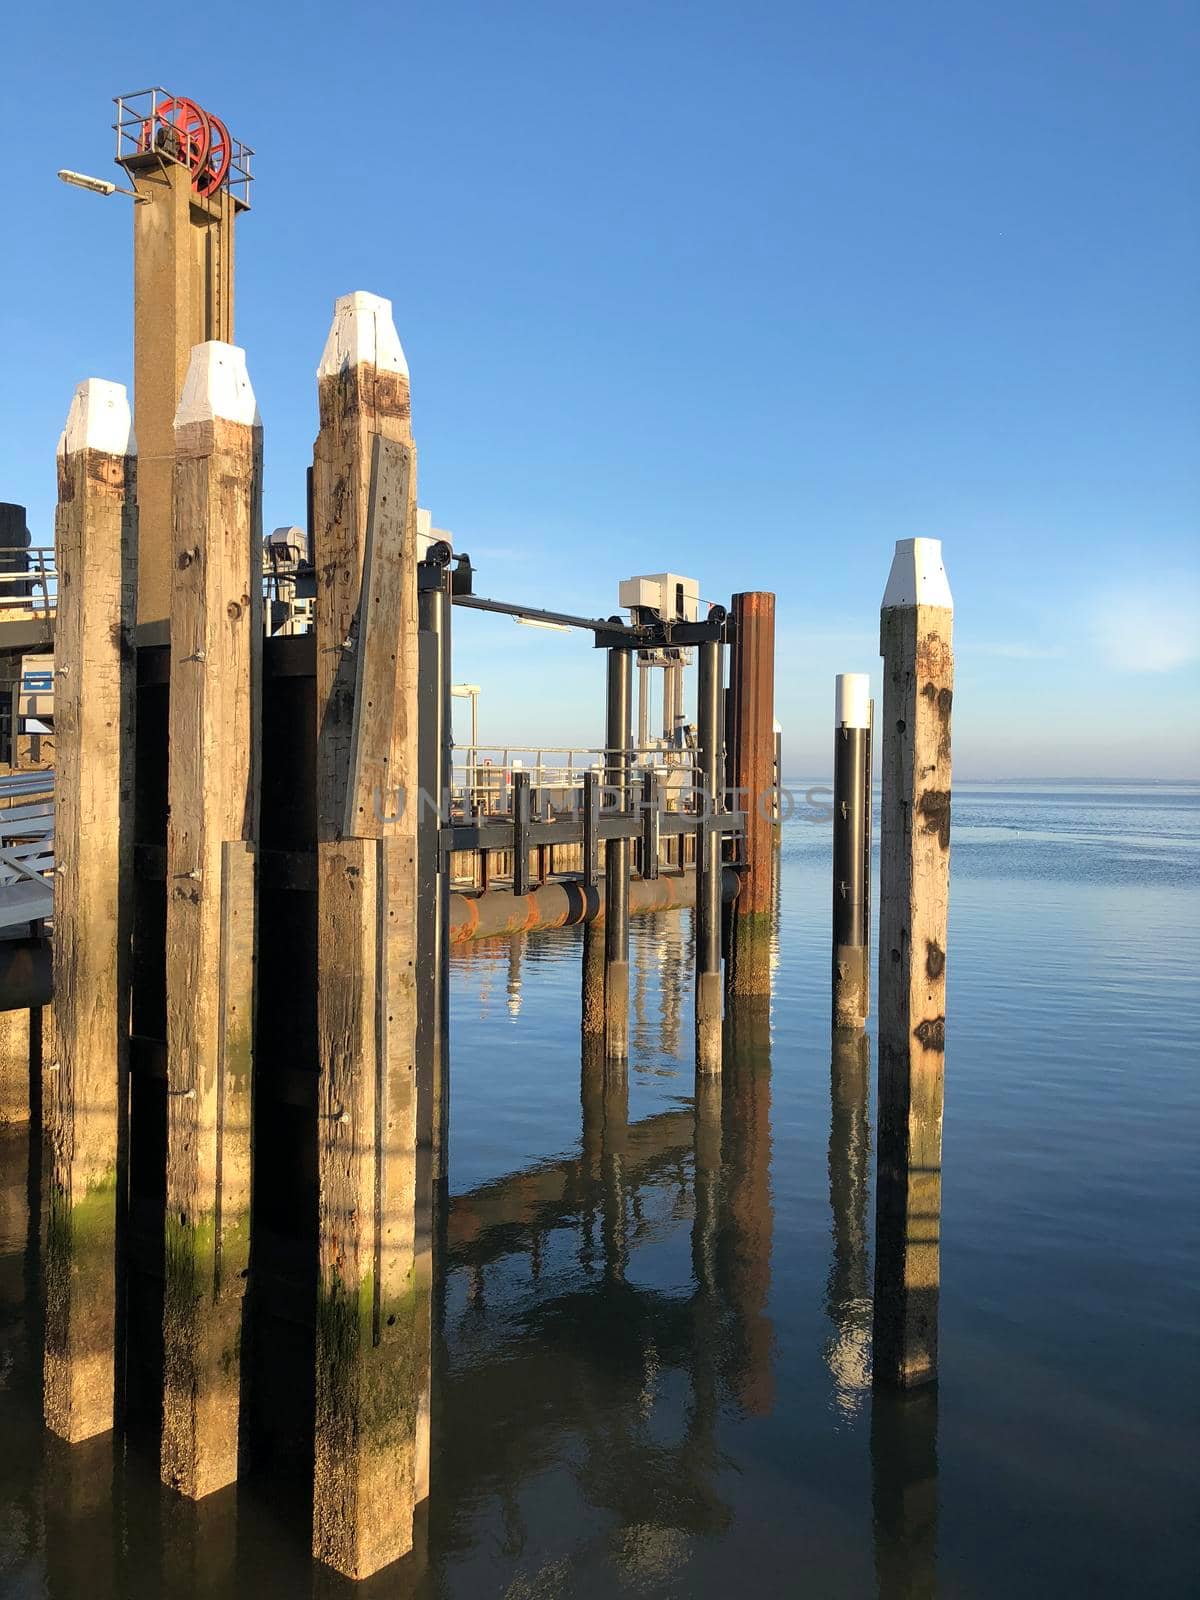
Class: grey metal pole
695,637,724,1073
833,673,872,1029
605,648,632,1060
638,656,650,751
417,555,452,1184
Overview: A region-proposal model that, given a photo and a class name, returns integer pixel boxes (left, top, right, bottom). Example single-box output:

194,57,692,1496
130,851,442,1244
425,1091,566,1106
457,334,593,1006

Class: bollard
694,636,724,1073
726,592,776,996
604,649,632,1061
44,379,137,1443
162,342,262,1497
873,538,953,1389
832,673,872,1027
417,544,452,1187
312,291,431,1578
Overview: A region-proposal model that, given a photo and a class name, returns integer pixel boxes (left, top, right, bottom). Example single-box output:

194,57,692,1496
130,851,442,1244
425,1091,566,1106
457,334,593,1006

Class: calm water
2,782,1197,1596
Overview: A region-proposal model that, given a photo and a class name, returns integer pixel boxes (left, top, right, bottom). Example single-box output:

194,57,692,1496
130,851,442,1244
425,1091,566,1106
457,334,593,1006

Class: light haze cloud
1090,581,1200,674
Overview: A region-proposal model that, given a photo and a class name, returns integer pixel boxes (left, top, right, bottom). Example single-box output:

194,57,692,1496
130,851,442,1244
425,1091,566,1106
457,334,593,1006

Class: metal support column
695,634,724,1073
832,674,872,1029
418,547,452,1183
605,648,632,1061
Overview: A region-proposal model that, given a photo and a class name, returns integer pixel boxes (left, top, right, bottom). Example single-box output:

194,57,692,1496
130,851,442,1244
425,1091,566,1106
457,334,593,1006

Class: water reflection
825,1028,872,1420
0,899,953,1598
871,1386,939,1600
434,970,778,1584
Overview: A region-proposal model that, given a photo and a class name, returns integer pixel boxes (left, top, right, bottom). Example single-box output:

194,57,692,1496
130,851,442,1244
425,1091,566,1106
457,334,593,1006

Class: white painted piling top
416,508,432,539
835,673,871,729
881,538,953,610
57,379,135,457
175,342,259,428
318,291,409,380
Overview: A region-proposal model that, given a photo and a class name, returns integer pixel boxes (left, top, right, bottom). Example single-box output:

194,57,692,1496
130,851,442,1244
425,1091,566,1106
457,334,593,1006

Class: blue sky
2,1,1196,776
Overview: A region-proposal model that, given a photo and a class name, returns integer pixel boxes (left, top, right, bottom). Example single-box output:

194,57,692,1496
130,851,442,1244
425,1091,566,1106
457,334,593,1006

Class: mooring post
417,543,452,1185
726,592,776,997
312,291,431,1579
873,538,953,1389
695,635,725,1073
580,769,605,1040
604,648,632,1061
161,343,261,1496
43,379,137,1443
833,673,872,1028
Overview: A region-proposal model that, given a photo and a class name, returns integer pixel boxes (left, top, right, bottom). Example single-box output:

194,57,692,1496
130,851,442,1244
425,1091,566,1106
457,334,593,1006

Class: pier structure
34,249,778,1575
11,83,963,1584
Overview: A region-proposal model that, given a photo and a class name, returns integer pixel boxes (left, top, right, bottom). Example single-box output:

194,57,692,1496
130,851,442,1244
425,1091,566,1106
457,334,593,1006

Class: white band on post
175,342,260,428
58,378,136,458
881,538,953,610
835,673,871,730
317,290,409,380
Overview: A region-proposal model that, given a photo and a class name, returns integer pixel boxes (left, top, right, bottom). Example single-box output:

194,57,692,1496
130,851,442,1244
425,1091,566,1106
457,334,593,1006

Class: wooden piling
0,1009,31,1127
44,379,137,1442
582,919,606,1039
162,343,262,1495
311,291,430,1580
873,538,953,1389
726,592,776,996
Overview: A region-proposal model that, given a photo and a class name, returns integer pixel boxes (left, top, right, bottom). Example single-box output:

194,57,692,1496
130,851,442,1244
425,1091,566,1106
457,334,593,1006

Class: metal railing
0,549,56,618
0,768,55,929
113,88,254,209
452,744,703,819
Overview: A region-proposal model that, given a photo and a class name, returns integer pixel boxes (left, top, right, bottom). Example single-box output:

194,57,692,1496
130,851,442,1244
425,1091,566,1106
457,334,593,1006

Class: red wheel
137,95,211,183
196,112,231,197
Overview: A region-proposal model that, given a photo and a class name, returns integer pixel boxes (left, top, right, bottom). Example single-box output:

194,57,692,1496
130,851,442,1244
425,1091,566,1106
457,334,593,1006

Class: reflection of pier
436,999,776,1550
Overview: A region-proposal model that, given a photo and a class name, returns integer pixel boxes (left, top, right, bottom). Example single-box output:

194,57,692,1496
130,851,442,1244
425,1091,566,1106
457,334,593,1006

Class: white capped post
45,379,137,1442
832,673,873,1028
873,536,953,1388
162,340,263,1497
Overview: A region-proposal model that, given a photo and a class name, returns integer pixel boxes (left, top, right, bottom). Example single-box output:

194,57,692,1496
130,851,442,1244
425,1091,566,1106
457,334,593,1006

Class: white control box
618,572,700,622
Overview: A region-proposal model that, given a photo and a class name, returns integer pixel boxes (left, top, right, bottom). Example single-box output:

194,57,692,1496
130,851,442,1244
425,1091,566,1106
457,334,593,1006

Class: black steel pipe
832,674,872,1027
450,866,740,943
604,648,632,1058
695,636,725,1071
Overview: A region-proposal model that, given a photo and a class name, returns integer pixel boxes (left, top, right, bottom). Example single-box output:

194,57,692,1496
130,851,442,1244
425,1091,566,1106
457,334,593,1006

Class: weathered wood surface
873,539,953,1389
162,344,262,1495
727,591,776,995
343,435,416,839
312,291,429,1581
45,379,137,1441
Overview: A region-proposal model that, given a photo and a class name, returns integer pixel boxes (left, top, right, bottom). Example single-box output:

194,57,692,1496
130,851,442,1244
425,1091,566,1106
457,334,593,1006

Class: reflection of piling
726,592,776,997
826,1028,871,1414
873,539,953,1390
311,291,430,1578
45,380,137,1444
161,343,262,1497
871,1386,939,1599
721,995,775,1416
604,649,631,1060
695,636,724,1073
581,1033,629,1282
832,674,872,1028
